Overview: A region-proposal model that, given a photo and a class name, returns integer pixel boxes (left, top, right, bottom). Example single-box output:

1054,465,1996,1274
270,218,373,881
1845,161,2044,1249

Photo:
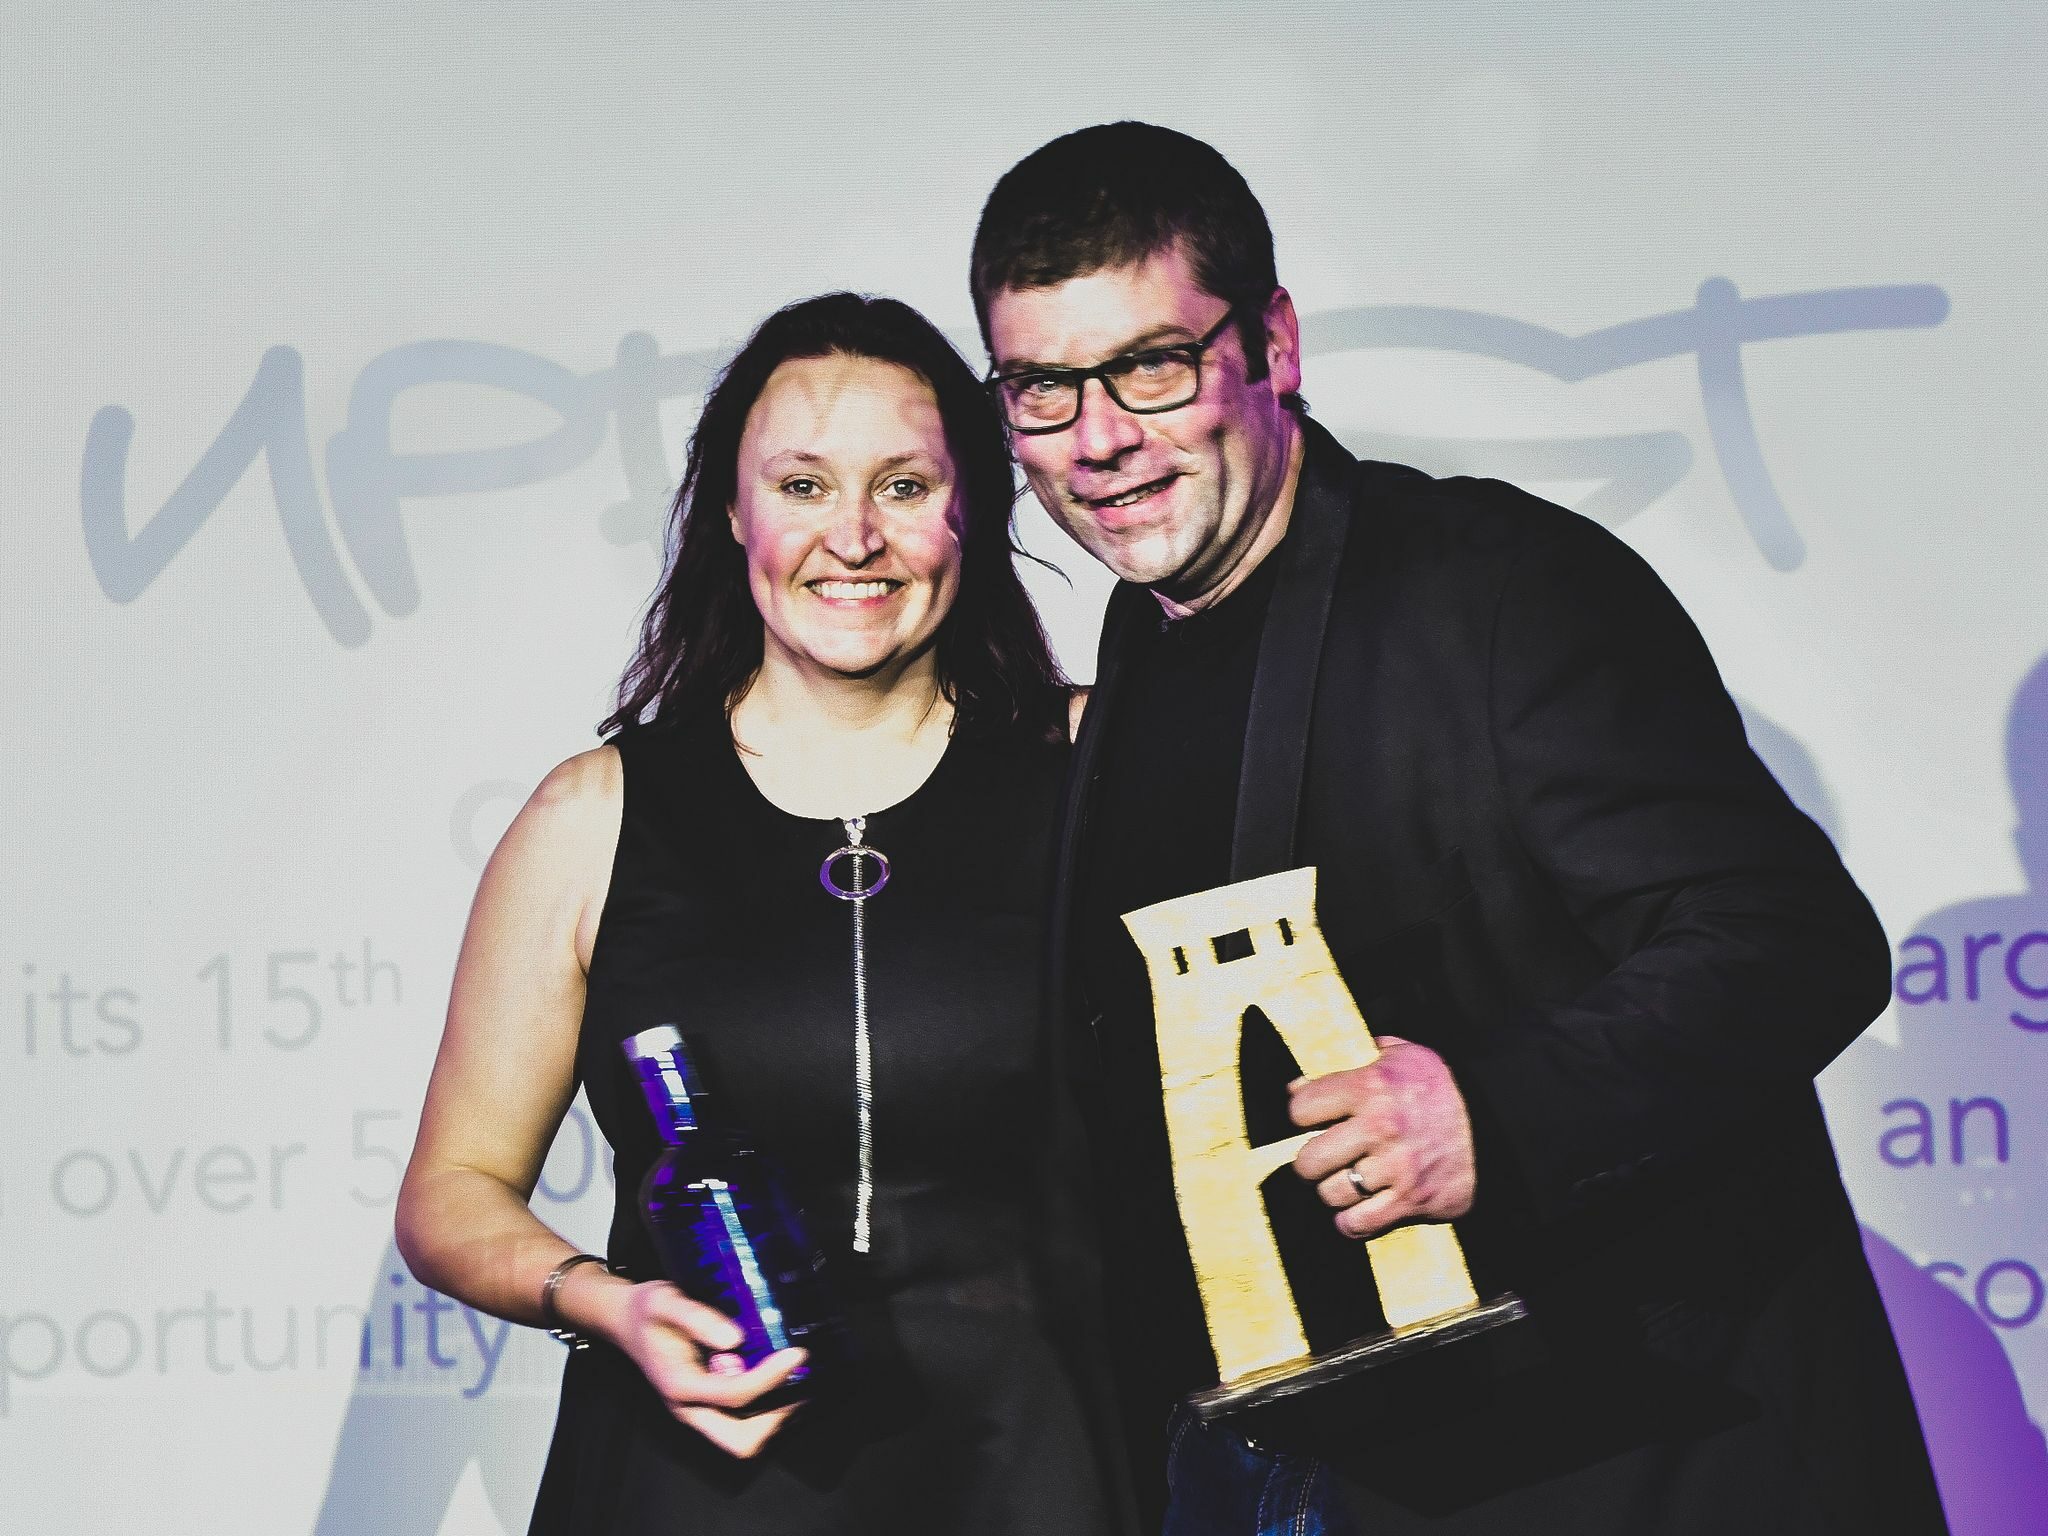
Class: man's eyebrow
996,322,1202,374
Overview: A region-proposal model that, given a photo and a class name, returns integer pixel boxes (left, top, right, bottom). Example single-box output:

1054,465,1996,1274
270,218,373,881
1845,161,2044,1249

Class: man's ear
1264,287,1303,399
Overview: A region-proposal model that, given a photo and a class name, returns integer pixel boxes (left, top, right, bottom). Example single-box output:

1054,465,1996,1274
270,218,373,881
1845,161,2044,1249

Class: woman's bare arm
393,745,802,1456
394,746,619,1321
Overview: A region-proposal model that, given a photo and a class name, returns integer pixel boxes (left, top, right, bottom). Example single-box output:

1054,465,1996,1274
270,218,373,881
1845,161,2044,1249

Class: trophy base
1185,1293,1528,1420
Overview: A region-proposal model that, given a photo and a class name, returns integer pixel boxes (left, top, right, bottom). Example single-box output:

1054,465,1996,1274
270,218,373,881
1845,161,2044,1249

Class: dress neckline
719,723,961,827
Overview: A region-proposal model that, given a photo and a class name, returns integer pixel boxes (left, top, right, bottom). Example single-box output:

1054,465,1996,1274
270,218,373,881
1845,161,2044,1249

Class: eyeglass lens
999,351,1201,430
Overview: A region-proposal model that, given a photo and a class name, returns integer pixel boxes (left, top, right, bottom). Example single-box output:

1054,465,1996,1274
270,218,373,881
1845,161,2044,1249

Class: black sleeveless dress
528,713,1121,1535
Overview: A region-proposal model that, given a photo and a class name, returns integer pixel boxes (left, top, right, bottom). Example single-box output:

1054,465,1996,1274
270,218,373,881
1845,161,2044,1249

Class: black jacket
1049,419,1946,1532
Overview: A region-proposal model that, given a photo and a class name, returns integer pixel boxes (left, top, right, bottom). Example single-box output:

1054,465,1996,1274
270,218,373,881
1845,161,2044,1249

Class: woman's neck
729,653,955,821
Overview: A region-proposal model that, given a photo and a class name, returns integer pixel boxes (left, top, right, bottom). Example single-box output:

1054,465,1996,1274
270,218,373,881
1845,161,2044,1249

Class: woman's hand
611,1280,808,1458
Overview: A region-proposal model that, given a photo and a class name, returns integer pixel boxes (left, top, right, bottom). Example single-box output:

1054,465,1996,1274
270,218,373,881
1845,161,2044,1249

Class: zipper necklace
819,816,891,1254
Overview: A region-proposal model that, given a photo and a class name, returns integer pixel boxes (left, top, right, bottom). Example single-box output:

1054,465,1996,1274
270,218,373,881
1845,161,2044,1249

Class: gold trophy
1123,866,1525,1419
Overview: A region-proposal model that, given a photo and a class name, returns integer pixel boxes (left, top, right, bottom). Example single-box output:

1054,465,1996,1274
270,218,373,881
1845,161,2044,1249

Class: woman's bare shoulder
528,743,623,818
484,745,622,887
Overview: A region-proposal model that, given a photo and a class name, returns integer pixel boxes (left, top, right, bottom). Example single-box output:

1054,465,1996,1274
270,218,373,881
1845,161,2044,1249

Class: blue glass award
621,1025,848,1407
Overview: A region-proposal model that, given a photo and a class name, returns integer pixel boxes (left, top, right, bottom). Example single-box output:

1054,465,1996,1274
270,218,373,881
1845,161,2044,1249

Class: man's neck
1153,426,1306,619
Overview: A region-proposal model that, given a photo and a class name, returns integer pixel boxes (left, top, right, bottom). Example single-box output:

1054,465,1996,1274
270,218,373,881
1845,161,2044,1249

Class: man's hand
1289,1036,1477,1239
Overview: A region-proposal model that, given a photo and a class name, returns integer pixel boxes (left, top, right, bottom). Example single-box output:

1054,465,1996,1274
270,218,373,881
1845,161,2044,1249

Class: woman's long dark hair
603,293,1069,742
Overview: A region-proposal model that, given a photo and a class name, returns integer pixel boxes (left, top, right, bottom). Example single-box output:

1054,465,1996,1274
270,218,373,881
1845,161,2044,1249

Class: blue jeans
1162,1404,1357,1536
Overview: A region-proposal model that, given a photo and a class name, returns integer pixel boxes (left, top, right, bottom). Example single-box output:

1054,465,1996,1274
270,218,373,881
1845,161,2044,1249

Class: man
972,123,1945,1534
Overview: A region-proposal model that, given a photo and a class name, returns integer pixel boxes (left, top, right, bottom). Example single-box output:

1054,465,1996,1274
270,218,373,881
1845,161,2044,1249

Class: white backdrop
4,4,2045,1531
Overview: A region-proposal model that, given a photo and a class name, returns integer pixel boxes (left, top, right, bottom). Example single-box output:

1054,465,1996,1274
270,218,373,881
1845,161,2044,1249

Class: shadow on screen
309,1238,559,1535
306,1024,615,1534
1743,688,2048,1534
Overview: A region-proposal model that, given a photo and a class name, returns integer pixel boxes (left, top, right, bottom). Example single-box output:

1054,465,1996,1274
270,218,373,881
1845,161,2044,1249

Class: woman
395,294,1125,1532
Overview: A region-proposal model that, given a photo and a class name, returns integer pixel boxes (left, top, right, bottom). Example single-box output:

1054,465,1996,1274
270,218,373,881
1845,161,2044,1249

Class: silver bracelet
540,1252,609,1349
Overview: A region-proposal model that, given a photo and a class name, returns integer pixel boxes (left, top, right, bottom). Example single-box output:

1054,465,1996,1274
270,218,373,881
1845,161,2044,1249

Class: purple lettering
1879,1099,1936,1167
1962,933,2004,1001
1894,935,1949,1005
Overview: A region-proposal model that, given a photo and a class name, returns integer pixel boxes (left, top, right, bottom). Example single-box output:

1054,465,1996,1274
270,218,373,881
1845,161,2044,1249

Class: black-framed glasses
986,305,1242,435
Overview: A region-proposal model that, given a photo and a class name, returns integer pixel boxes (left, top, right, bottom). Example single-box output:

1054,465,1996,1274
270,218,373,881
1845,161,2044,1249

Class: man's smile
1079,472,1181,515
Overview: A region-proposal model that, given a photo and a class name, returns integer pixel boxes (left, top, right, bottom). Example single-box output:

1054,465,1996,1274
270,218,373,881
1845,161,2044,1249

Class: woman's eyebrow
761,449,942,475
760,449,830,471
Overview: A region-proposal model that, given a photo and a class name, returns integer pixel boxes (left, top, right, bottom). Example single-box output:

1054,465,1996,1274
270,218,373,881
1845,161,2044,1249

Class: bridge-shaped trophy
1123,866,1525,1421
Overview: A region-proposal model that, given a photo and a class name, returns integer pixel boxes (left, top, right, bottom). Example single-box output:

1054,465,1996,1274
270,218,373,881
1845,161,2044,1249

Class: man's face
985,244,1302,602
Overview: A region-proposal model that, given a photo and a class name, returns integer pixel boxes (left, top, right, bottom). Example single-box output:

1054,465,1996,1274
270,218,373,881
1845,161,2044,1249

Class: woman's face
731,354,964,686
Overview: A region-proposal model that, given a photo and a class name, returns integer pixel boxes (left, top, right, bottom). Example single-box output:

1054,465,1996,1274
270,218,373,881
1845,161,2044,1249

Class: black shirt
1076,537,1399,1419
